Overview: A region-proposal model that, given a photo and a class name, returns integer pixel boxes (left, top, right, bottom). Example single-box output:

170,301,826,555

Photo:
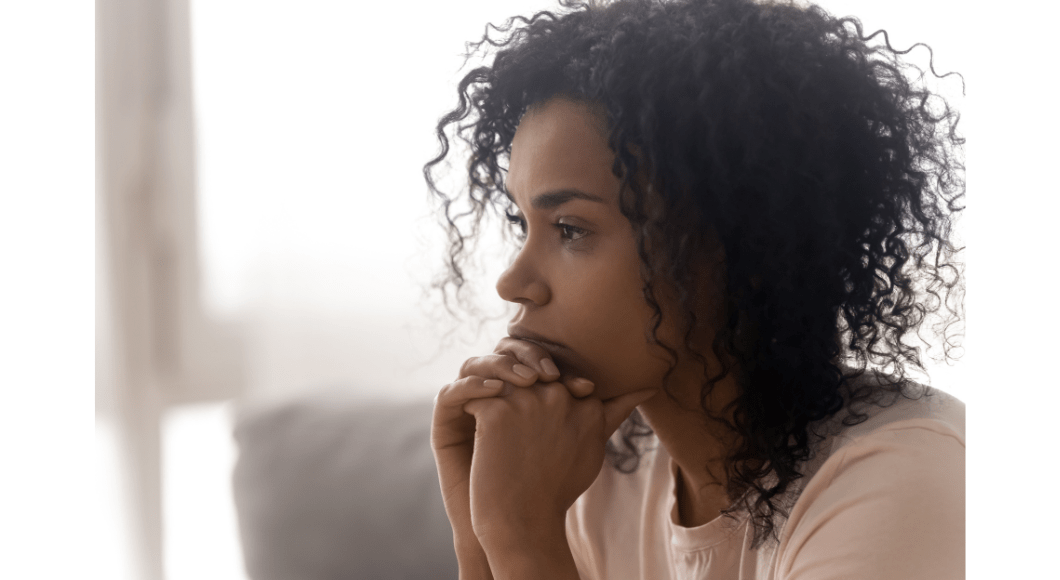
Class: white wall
191,0,556,403
1,3,94,580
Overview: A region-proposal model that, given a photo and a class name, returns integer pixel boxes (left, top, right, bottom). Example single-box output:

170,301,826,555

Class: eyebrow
526,188,607,210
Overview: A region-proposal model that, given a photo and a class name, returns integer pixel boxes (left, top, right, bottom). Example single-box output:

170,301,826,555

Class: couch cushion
232,388,458,580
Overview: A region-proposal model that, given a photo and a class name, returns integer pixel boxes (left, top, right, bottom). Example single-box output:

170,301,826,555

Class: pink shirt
565,382,965,579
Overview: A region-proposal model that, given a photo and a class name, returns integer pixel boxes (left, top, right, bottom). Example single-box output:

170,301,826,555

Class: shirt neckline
665,455,749,552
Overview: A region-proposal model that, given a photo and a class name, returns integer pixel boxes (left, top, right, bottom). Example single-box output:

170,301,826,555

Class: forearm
455,534,495,580
435,452,495,580
480,520,580,580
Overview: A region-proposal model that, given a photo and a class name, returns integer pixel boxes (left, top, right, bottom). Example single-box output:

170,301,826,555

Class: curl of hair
423,0,964,550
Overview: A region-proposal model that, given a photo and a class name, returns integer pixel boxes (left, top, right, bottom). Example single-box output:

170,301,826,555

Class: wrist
457,557,494,580
476,512,567,551
480,519,578,580
455,536,494,580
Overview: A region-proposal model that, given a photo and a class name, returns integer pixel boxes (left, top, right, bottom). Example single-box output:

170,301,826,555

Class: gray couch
232,387,459,579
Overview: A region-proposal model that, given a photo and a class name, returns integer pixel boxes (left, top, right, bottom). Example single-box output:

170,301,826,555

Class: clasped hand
431,337,657,559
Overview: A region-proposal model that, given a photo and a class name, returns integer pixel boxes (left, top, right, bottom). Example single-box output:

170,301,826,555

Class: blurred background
98,0,972,578
4,0,1054,578
96,1,975,577
96,2,551,577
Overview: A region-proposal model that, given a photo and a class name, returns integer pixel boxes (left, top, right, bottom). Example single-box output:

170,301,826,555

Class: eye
555,222,589,242
505,211,527,241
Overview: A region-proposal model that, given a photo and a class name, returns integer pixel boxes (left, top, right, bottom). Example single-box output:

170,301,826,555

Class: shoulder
829,378,964,446
776,384,965,580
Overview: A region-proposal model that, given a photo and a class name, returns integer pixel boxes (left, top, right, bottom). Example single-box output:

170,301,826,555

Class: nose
495,246,551,307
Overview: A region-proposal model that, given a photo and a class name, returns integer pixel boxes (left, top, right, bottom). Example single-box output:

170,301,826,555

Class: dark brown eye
556,223,588,242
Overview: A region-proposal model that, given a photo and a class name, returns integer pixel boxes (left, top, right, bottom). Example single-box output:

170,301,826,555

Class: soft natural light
162,403,247,580
2,2,93,579
97,421,135,580
168,1,976,578
190,0,551,318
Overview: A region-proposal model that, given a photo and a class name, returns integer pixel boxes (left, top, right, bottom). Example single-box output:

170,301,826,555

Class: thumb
601,388,659,437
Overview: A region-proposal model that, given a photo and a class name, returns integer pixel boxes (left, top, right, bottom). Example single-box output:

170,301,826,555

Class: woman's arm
480,518,580,580
433,375,503,580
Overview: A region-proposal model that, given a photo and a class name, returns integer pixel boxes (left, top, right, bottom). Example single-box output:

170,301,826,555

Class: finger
462,395,506,418
493,337,562,381
535,381,571,407
435,376,507,414
561,376,595,398
459,354,539,387
601,388,660,436
432,377,508,451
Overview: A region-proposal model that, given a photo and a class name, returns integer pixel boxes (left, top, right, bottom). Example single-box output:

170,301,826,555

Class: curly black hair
423,0,964,550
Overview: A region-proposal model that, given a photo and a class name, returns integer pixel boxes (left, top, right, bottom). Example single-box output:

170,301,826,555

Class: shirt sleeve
778,420,965,580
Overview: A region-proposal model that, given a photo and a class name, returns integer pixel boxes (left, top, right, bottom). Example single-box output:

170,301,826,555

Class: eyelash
505,212,589,243
505,212,527,239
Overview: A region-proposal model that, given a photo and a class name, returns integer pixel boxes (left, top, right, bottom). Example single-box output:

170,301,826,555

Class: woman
425,0,965,578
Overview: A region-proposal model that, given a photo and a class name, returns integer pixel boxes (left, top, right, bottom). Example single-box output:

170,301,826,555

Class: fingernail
571,377,594,390
540,358,560,377
512,364,536,379
483,379,504,390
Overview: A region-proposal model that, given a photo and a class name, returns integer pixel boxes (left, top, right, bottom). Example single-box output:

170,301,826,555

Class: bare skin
431,96,743,579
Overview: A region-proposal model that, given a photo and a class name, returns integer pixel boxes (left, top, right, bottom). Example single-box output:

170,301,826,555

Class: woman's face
499,97,704,400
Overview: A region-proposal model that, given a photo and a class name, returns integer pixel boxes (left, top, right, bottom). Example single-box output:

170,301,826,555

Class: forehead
507,97,619,204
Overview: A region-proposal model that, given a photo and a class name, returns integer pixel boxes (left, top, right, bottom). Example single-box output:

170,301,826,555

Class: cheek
561,259,671,395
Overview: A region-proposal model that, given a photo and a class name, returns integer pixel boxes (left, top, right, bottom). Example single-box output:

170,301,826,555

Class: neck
637,363,742,527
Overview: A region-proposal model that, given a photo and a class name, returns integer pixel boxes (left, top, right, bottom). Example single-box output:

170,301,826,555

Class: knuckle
489,353,516,368
507,388,531,409
442,376,478,400
435,382,454,405
540,383,567,405
473,353,513,374
496,336,542,359
493,337,517,354
477,398,508,420
458,357,478,377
